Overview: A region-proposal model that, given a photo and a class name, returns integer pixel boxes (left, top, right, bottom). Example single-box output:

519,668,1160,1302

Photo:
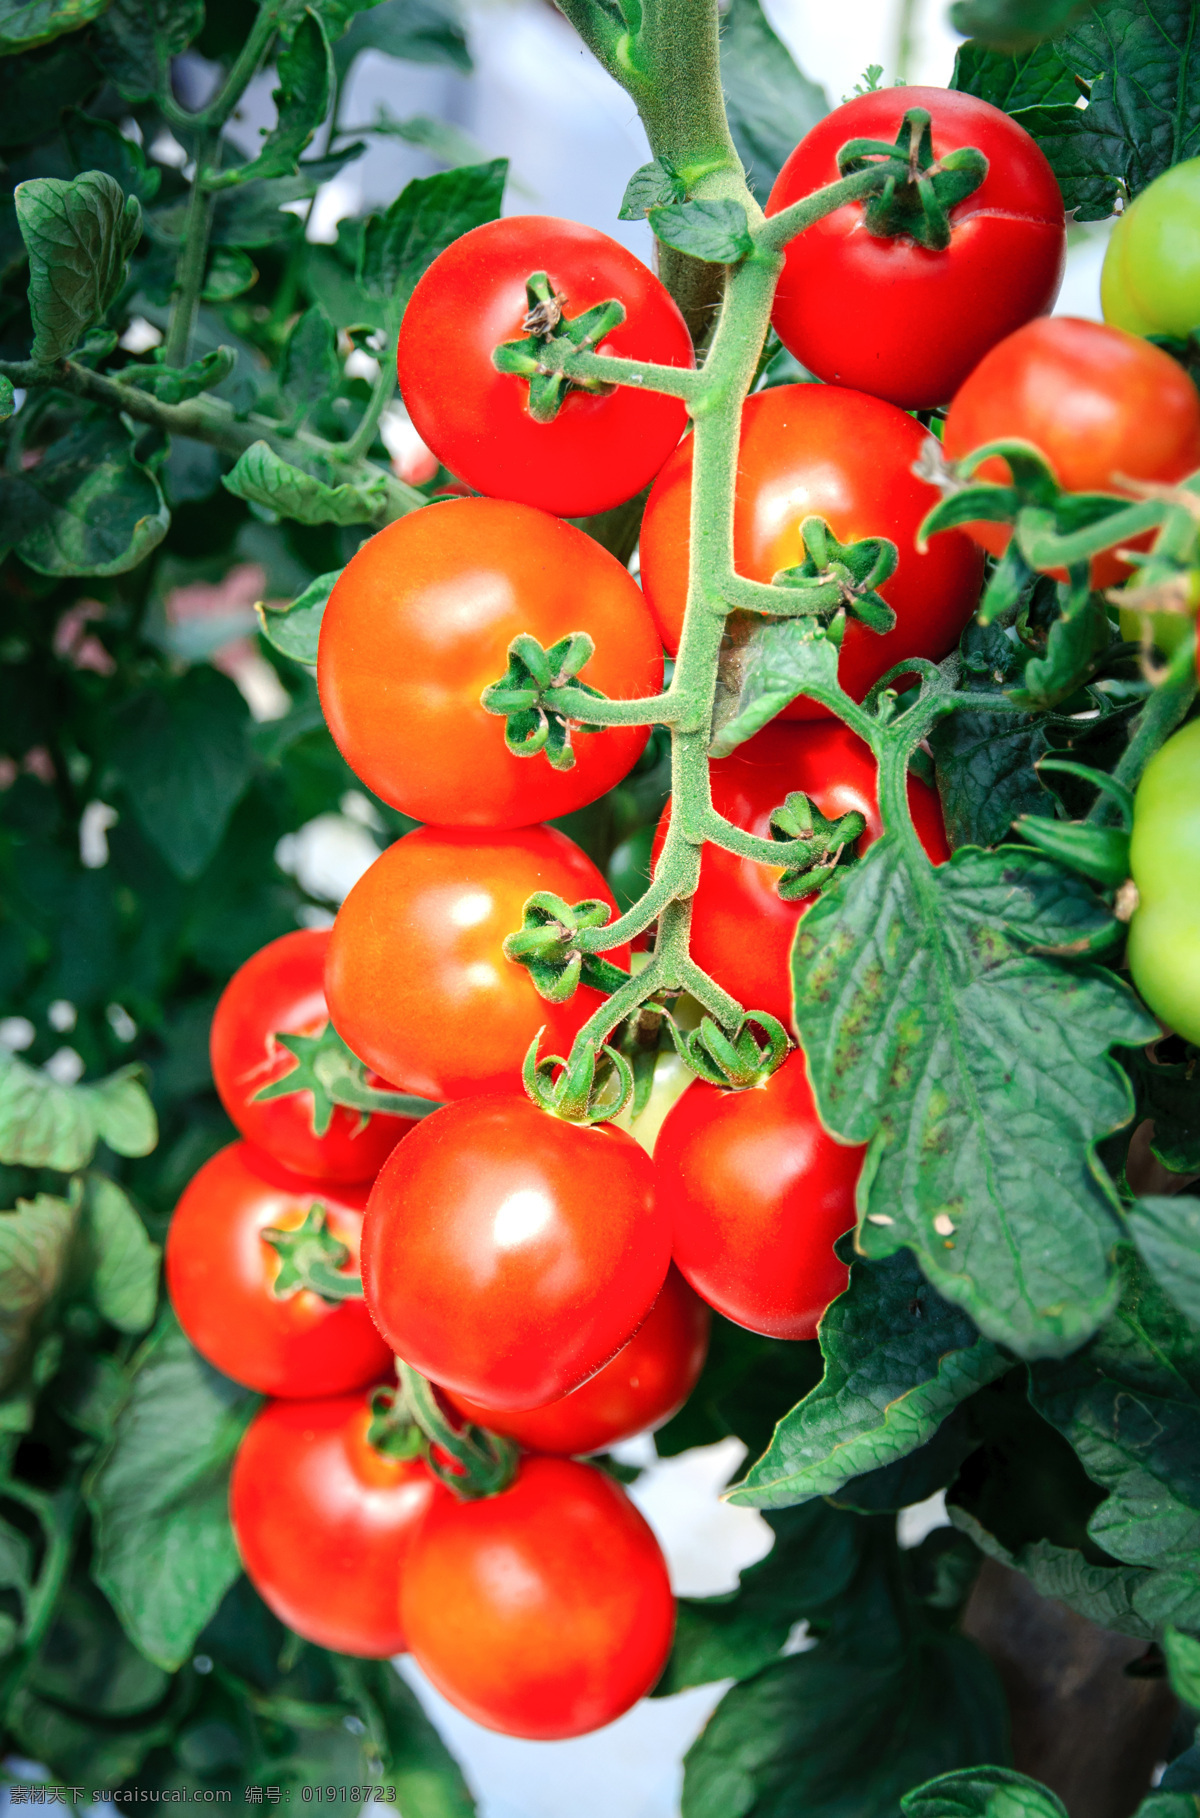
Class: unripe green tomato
1101,160,1200,340
1118,603,1197,658
1128,717,1200,1044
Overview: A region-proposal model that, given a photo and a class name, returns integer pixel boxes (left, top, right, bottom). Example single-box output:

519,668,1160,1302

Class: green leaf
87,1315,260,1671
201,246,257,302
16,170,141,364
931,709,1052,849
1014,592,1112,710
110,665,254,881
1058,0,1200,198
61,106,162,203
361,108,491,170
1129,1047,1200,1175
719,0,829,198
209,150,363,248
120,345,235,405
619,156,686,220
331,0,471,74
948,0,1096,52
952,38,1080,107
359,158,506,319
234,9,333,186
223,440,388,527
648,196,753,263
334,1659,477,1816
0,1192,76,1394
0,0,109,51
949,1506,1162,1637
77,1175,160,1334
951,39,1120,218
0,376,14,421
1164,1625,1200,1707
729,1247,1009,1510
708,619,842,758
10,413,169,577
902,1767,1068,1818
279,303,339,425
92,0,204,100
1125,1197,1200,1331
1140,1751,1200,1818
793,840,1153,1359
0,1050,157,1170
257,568,339,665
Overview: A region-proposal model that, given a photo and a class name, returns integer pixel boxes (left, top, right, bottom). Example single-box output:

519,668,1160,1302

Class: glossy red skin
166,1143,392,1397
943,315,1200,588
317,498,662,827
401,1455,675,1738
657,1051,863,1340
230,1391,435,1657
325,823,629,1102
396,215,694,518
638,385,983,718
362,1094,668,1411
445,1266,710,1454
766,88,1065,409
209,929,411,1184
653,723,949,1030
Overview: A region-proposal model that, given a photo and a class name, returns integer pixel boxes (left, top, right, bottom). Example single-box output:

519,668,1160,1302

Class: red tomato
362,1094,668,1410
637,385,983,717
942,315,1200,589
230,1390,435,1657
325,823,629,1102
653,722,949,1029
209,929,411,1184
400,1454,675,1738
166,1143,392,1397
317,498,663,828
444,1266,709,1454
396,216,694,518
766,88,1065,409
656,1050,862,1339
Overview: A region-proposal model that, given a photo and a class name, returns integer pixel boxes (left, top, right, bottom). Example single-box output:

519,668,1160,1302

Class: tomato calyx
253,1020,439,1130
481,631,607,772
364,1383,425,1461
262,1204,366,1302
769,791,868,898
491,271,626,423
769,514,899,635
667,1010,791,1089
502,891,632,1003
836,107,988,252
1015,757,1134,896
396,1361,518,1499
523,1026,635,1123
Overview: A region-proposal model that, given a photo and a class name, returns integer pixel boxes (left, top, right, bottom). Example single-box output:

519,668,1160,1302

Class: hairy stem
163,137,216,368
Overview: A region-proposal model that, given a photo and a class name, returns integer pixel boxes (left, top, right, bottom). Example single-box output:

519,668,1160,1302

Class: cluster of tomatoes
165,86,1200,1741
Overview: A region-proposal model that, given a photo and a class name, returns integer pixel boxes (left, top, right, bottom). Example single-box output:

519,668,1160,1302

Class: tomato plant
766,88,1066,409
399,1454,675,1738
1102,158,1200,340
1128,718,1200,1047
638,384,984,713
396,216,694,519
230,1389,435,1657
318,496,663,827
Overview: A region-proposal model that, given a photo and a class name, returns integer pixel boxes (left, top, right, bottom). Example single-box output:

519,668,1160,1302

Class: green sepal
668,1011,791,1089
396,1362,518,1500
837,107,988,251
1035,757,1135,831
770,790,868,899
492,271,627,423
481,630,607,772
522,1029,635,1124
252,1019,438,1131
262,1202,364,1301
502,890,620,1004
1014,815,1131,891
770,515,898,635
365,1385,424,1461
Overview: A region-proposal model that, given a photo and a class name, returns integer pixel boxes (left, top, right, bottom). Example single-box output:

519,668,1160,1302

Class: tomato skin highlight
637,384,983,717
317,498,662,828
396,215,694,518
209,929,411,1184
400,1454,675,1739
361,1094,669,1411
325,823,630,1103
230,1390,435,1657
766,87,1065,410
444,1266,710,1454
1128,718,1200,1048
656,1050,863,1340
166,1143,393,1397
942,316,1200,589
652,723,949,1030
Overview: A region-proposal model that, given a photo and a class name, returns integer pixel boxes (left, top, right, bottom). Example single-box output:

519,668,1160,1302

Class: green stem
163,136,216,368
546,684,681,727
197,0,292,132
340,351,397,464
1085,628,1198,823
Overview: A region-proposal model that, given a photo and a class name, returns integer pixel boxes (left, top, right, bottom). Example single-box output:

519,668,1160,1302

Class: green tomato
1102,159,1200,341
1128,716,1200,1045
1119,604,1197,658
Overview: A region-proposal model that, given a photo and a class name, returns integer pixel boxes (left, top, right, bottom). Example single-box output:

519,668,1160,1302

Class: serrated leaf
1125,1198,1200,1331
930,708,1052,849
279,304,338,424
709,618,842,757
359,158,506,317
793,840,1154,1358
719,0,828,198
0,1193,76,1394
257,568,339,665
223,440,387,526
0,0,108,50
902,1767,1068,1818
16,170,141,364
78,1176,160,1335
949,1505,1162,1637
11,414,169,578
648,196,752,263
330,0,471,72
619,156,685,221
952,38,1080,108
235,9,333,186
729,1247,1008,1510
92,0,204,100
87,1315,259,1670
1059,0,1200,197
0,1051,157,1170
950,39,1120,218
948,0,1095,51
61,107,161,203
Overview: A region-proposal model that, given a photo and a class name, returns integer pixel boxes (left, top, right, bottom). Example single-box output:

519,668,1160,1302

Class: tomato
361,1094,668,1410
444,1266,709,1455
325,823,629,1102
230,1390,435,1657
766,88,1065,409
656,1049,862,1340
209,929,411,1184
166,1143,392,1397
1128,718,1200,1047
652,722,949,1029
637,384,983,715
942,316,1200,589
1102,159,1200,340
317,498,663,828
396,215,694,518
400,1454,675,1738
